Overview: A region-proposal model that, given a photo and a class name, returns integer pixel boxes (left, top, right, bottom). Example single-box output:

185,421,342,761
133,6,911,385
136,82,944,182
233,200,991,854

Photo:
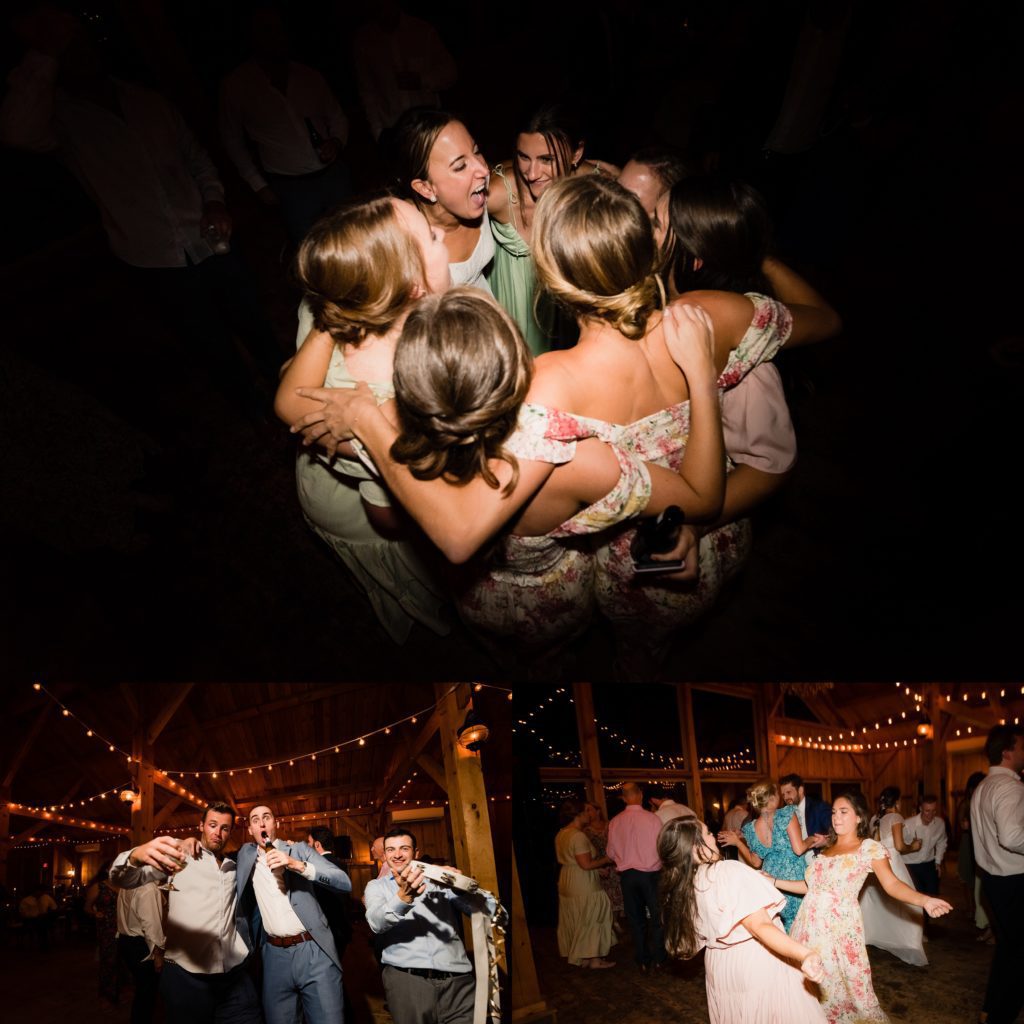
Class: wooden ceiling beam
6,804,129,835
3,704,54,789
147,684,195,745
375,709,440,810
415,753,447,792
160,684,360,740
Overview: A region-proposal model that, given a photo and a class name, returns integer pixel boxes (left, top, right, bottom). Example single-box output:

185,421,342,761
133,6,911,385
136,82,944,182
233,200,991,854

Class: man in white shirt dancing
902,795,948,895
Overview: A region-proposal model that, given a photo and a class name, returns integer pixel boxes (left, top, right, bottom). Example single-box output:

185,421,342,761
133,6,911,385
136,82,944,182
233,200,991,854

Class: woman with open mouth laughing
388,107,496,296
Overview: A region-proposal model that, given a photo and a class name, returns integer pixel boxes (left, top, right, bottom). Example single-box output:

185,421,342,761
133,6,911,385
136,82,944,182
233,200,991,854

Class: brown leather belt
266,931,312,948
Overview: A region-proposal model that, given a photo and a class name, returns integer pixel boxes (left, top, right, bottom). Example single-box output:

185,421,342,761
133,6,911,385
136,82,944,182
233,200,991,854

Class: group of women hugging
272,102,843,674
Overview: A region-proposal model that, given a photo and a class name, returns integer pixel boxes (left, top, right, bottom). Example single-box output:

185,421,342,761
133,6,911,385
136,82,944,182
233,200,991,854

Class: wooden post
131,702,156,848
511,849,555,1024
572,684,606,818
0,786,9,887
435,684,502,959
923,684,942,800
755,685,778,780
677,686,704,820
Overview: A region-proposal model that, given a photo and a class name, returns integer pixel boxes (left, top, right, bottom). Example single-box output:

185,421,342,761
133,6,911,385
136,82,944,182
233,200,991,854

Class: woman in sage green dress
556,800,615,968
486,102,618,355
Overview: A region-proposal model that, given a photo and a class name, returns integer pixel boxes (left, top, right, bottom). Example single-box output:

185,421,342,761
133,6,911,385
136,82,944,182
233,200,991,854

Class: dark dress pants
118,935,160,1024
619,869,666,966
159,958,260,1024
980,871,1024,1024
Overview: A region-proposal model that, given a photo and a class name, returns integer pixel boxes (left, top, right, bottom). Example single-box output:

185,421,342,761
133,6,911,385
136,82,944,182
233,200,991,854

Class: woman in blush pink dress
772,792,952,1024
658,817,827,1024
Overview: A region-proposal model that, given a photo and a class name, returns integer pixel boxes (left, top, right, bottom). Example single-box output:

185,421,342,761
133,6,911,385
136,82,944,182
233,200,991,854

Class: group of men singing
113,801,486,1024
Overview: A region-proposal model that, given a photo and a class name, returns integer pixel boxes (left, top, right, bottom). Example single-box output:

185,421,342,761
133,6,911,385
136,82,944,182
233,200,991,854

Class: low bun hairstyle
666,175,773,295
294,195,425,345
532,175,663,340
390,288,533,496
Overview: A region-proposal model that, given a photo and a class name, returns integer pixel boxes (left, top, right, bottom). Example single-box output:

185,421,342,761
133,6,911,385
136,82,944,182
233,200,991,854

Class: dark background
2,0,1022,682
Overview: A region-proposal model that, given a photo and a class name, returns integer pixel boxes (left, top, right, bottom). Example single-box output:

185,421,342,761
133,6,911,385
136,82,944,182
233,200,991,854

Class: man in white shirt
110,802,259,1024
971,725,1024,1024
901,795,948,895
1,7,286,402
116,882,166,1024
649,785,696,826
220,8,350,243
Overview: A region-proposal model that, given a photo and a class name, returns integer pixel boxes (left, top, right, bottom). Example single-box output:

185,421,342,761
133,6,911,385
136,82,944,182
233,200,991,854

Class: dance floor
531,881,989,1024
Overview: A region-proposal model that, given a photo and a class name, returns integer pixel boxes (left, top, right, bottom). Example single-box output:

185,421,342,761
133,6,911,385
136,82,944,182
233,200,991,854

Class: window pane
692,688,757,772
592,684,684,769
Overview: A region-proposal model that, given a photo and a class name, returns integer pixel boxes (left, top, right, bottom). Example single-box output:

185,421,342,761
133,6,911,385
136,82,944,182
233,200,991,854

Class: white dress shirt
116,882,167,955
251,842,315,937
219,60,348,192
654,799,696,825
111,845,248,974
792,797,815,866
901,814,948,867
971,767,1024,876
0,52,225,268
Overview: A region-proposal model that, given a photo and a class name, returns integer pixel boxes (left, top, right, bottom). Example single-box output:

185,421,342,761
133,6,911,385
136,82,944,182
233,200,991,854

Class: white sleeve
219,74,266,193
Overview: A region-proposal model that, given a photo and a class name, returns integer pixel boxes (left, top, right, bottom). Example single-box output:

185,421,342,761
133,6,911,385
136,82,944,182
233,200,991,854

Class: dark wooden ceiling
2,683,512,843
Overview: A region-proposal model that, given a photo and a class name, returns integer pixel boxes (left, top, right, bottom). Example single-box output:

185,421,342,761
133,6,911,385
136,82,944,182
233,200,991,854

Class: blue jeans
261,938,343,1024
619,869,666,966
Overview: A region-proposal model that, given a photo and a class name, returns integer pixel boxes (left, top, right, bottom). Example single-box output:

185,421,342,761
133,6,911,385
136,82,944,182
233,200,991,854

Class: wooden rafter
374,709,440,810
3,704,53,789
147,683,195,745
414,753,447,792
7,805,129,835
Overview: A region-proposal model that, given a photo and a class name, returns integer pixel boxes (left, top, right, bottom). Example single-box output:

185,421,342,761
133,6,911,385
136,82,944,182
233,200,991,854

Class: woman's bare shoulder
674,291,756,349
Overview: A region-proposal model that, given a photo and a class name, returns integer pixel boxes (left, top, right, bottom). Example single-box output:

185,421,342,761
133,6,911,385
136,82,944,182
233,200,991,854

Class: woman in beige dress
555,799,615,968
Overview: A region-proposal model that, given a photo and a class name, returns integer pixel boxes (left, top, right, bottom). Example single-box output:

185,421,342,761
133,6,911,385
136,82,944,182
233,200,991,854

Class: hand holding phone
631,506,685,574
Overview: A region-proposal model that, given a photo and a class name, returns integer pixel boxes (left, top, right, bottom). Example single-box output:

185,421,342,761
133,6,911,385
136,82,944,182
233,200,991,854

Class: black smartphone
631,506,685,574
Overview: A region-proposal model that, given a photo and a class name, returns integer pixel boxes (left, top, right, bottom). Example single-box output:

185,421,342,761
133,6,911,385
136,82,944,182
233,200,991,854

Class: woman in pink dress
771,792,952,1024
658,816,827,1024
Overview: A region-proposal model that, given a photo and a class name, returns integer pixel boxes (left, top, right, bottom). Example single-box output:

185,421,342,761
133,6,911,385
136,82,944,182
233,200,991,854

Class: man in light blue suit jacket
236,805,352,1024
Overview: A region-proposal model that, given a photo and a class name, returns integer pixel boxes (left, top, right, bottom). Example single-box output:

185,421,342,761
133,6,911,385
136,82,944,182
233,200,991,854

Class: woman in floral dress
771,792,952,1024
584,802,624,929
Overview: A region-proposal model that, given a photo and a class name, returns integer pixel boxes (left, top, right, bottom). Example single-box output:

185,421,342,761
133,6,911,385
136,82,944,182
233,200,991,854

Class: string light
28,681,504,782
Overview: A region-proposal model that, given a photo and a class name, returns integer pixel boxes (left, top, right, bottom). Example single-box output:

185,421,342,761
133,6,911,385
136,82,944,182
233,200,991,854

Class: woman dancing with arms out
658,816,827,1024
717,778,826,932
274,194,453,644
772,792,951,1024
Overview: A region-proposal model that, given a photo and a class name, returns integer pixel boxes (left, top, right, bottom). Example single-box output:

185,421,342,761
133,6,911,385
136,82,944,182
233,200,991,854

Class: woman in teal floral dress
719,778,824,932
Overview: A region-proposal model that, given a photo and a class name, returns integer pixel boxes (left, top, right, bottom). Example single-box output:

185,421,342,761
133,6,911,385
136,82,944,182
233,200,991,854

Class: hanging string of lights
8,782,133,815
27,681,508,784
516,688,755,769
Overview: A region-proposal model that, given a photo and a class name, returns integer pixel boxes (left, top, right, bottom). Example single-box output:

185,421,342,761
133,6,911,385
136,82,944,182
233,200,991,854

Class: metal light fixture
119,782,140,803
916,712,933,739
457,709,490,752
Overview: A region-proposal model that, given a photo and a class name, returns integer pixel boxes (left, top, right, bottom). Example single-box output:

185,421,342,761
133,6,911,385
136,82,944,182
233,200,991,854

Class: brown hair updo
532,175,663,340
294,194,425,345
390,288,533,496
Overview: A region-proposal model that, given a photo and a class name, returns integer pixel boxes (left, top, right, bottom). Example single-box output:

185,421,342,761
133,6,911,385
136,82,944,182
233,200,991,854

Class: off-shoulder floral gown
790,838,891,1024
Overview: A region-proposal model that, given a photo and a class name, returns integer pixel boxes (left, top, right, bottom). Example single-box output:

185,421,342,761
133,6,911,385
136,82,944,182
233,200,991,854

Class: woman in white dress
859,786,927,966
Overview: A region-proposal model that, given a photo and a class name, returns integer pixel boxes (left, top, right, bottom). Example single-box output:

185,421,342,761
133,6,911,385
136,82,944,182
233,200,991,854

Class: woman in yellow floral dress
770,792,951,1024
